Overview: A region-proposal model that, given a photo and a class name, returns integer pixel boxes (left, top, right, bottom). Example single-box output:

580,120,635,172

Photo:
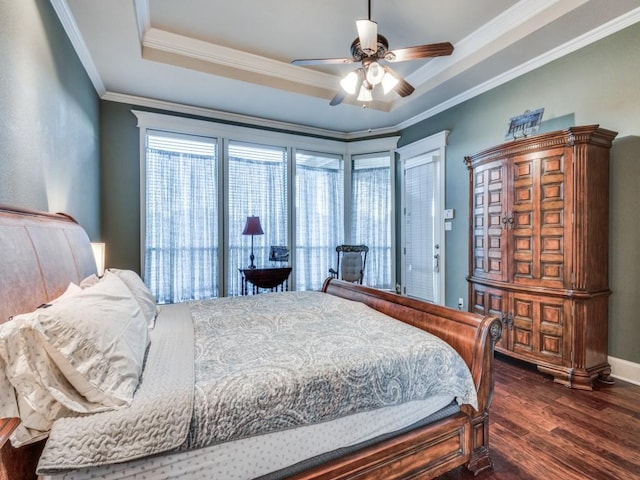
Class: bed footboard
322,277,502,477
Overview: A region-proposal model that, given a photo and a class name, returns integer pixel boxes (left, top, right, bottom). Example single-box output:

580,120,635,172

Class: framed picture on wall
269,246,289,262
505,108,544,140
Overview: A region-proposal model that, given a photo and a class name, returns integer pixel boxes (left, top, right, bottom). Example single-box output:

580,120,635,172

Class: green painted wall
100,101,141,270
0,0,100,238
399,23,640,364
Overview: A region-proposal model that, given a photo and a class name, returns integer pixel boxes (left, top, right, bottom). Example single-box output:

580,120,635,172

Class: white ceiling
52,0,640,138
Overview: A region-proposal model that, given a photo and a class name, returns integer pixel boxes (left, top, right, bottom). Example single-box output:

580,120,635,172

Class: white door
401,153,443,302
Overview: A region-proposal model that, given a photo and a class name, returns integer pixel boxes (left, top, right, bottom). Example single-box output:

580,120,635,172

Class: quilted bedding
38,291,477,473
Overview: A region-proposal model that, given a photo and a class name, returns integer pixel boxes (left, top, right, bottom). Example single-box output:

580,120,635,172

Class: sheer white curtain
144,132,218,303
142,125,390,299
295,151,344,291
227,141,288,295
351,154,392,289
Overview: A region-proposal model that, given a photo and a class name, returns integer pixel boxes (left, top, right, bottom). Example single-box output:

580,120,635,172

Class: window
351,154,392,289
295,151,344,291
144,131,218,303
136,111,399,301
227,141,288,295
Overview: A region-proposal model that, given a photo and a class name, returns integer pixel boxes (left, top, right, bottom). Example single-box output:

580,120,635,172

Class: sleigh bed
0,205,501,480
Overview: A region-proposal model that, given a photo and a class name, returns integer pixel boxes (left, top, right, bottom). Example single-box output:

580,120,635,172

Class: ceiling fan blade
383,66,415,97
356,19,378,55
292,57,353,66
386,42,454,62
329,91,346,106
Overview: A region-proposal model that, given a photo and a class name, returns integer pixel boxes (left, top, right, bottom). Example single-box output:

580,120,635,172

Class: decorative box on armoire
465,125,617,390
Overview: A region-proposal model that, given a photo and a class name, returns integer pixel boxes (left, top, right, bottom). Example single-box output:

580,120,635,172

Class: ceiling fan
291,0,454,106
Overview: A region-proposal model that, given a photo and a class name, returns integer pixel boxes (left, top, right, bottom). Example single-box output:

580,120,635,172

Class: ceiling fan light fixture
293,0,454,107
357,83,373,102
340,70,360,95
365,61,385,86
381,70,399,94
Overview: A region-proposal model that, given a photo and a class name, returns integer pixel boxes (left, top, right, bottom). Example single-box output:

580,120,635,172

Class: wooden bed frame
0,205,502,480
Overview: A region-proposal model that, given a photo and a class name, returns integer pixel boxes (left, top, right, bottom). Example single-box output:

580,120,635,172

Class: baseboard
609,356,640,386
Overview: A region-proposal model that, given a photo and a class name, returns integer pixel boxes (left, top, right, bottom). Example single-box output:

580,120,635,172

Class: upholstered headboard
0,205,97,325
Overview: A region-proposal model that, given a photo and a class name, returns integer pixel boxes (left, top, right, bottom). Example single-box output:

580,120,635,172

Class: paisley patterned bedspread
185,291,477,449
38,291,477,473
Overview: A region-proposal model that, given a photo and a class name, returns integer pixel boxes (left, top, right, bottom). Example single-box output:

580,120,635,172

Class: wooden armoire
465,125,617,390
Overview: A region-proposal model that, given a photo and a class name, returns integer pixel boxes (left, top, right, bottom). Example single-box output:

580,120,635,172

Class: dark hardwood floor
439,355,640,480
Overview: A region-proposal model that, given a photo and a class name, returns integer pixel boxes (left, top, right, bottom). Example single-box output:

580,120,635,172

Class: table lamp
242,216,263,269
91,242,106,276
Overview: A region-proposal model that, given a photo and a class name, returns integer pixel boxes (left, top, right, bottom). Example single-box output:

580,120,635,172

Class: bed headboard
0,205,97,325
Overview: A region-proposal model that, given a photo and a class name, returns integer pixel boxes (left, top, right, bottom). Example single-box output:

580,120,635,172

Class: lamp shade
91,242,106,276
340,70,360,95
357,84,373,102
365,61,385,86
242,216,264,236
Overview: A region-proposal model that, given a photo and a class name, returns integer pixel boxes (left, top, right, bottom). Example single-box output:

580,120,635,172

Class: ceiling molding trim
143,28,340,91
103,91,398,140
50,0,106,96
133,0,151,43
395,7,640,132
343,126,400,140
132,109,350,154
407,0,588,88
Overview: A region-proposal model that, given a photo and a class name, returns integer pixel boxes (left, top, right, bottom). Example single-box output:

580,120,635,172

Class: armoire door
470,283,510,351
510,291,570,367
470,159,509,282
509,147,569,289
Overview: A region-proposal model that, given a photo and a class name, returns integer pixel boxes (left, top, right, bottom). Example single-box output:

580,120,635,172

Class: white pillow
0,273,149,446
79,273,100,289
107,269,158,329
49,282,82,304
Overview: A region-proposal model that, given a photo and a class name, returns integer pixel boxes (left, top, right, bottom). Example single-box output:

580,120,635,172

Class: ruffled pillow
0,273,149,446
106,269,158,329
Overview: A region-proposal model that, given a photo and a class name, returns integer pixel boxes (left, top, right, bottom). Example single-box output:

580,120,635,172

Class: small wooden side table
239,267,292,295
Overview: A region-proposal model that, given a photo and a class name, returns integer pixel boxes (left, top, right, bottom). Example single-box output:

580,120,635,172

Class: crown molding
142,28,396,111
133,0,150,42
392,0,588,112
103,91,398,140
132,109,400,156
132,0,395,110
143,28,339,92
396,6,640,131
49,0,106,96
